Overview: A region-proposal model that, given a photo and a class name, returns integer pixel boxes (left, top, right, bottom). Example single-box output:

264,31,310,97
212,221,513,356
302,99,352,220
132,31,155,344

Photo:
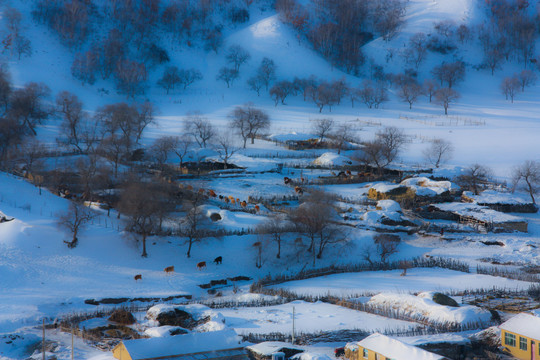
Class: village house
112,329,248,360
344,333,448,360
499,312,540,360
246,341,304,360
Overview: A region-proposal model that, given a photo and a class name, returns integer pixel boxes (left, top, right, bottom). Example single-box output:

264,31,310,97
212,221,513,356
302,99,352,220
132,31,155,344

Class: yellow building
500,312,540,360
112,329,248,360
345,333,447,360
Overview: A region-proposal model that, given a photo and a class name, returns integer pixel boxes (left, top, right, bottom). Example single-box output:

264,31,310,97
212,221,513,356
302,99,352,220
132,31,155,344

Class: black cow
213,256,222,265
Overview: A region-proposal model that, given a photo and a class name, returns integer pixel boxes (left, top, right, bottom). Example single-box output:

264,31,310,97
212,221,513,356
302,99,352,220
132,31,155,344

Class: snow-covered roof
246,341,303,356
376,200,401,213
432,203,524,224
499,313,540,340
463,190,533,205
119,329,245,360
370,183,404,193
357,333,445,360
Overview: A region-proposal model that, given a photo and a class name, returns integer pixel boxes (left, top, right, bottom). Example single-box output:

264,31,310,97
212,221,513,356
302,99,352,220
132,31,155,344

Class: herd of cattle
133,256,223,281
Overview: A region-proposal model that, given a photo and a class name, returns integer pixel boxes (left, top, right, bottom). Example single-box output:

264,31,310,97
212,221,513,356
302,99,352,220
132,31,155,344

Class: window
362,348,368,359
520,337,527,351
505,332,516,347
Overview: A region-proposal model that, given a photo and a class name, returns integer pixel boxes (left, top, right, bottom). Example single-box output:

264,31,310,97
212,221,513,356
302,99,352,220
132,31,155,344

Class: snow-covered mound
462,190,534,205
144,325,188,338
401,177,458,196
268,133,317,142
312,153,353,167
376,200,402,213
367,292,493,325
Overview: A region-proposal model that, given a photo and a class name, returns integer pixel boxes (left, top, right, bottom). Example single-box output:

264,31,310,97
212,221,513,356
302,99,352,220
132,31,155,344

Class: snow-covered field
273,268,535,297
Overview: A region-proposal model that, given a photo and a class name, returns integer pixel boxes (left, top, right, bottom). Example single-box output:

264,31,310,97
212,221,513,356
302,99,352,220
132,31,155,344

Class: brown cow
208,189,217,197
284,177,291,185
164,266,175,273
294,186,303,195
241,201,247,208
197,261,206,270
254,205,260,212
134,274,142,281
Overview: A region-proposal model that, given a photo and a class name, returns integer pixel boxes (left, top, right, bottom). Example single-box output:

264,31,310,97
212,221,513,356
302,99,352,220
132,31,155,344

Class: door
532,340,536,360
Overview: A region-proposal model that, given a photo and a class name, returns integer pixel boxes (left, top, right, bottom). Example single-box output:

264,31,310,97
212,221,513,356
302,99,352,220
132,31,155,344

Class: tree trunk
187,238,192,258
141,234,148,257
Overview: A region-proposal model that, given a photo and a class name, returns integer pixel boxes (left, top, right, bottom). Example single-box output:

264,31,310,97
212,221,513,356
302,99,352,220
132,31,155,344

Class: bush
210,213,222,221
432,292,459,307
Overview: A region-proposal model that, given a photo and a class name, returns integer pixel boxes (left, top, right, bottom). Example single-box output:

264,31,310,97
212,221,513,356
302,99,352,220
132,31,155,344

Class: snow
312,153,354,167
367,292,492,325
370,183,404,194
269,133,317,142
433,203,524,224
118,329,245,360
376,200,402,213
144,326,187,338
499,313,540,340
273,268,534,297
247,341,303,356
353,333,445,360
463,190,534,205
401,177,458,196
217,300,419,335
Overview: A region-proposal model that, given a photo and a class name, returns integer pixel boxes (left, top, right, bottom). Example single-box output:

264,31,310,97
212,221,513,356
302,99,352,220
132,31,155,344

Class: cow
214,256,222,265
283,177,292,185
208,190,217,197
164,266,175,273
240,201,247,208
254,205,260,212
134,274,142,281
197,261,206,270
294,186,303,195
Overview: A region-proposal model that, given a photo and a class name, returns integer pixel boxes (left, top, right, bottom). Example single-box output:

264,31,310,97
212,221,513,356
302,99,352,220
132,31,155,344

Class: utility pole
42,319,45,360
72,328,74,360
291,306,295,345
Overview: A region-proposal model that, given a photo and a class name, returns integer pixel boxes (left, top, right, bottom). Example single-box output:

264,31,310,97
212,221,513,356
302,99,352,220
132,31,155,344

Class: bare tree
173,135,192,168
269,80,294,106
214,132,238,169
374,234,400,263
257,57,276,90
403,32,427,69
150,136,178,170
157,66,181,94
98,134,125,177
9,82,51,136
179,190,206,258
309,82,339,112
291,190,342,263
118,182,167,257
0,67,12,115
247,75,265,96
178,68,203,89
512,160,540,204
435,87,460,115
398,78,422,109
216,67,239,88
72,49,98,85
257,214,290,259
57,202,96,248
312,118,334,142
422,79,439,103
226,45,251,71
377,126,407,167
457,164,492,195
229,103,270,148
183,113,215,148
357,80,388,109
431,61,465,88
55,91,85,153
331,123,356,154
114,59,148,98
13,35,31,60
423,138,454,168
517,69,536,92
483,48,504,76
500,76,520,103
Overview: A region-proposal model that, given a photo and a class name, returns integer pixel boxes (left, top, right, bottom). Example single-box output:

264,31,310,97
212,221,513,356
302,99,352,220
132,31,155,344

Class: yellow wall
112,343,132,360
501,330,540,360
345,345,388,360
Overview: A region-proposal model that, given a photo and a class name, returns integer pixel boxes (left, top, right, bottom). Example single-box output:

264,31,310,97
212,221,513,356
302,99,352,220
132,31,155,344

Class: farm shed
499,312,540,360
461,190,538,213
345,333,448,360
112,329,248,360
428,203,528,232
246,341,304,360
